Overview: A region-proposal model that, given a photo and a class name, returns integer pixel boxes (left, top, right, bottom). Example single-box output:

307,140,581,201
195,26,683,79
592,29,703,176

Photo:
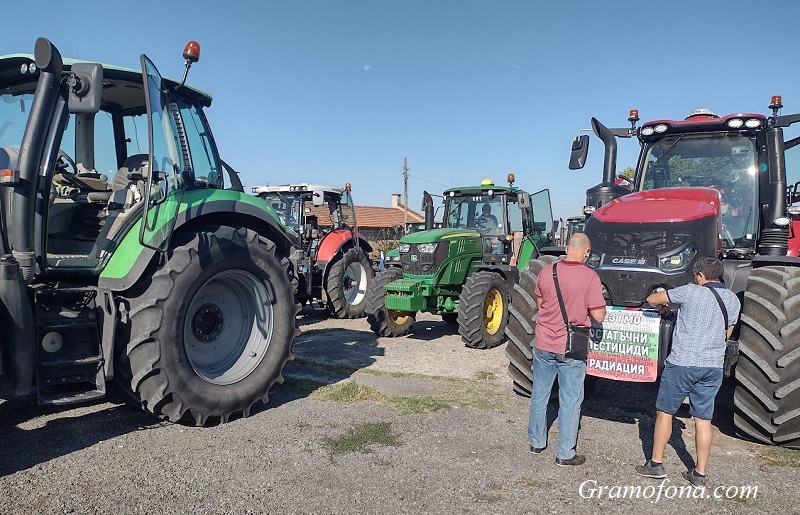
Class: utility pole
403,157,408,234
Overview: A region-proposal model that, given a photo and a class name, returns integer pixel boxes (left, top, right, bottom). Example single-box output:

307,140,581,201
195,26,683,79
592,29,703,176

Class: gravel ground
2,306,798,514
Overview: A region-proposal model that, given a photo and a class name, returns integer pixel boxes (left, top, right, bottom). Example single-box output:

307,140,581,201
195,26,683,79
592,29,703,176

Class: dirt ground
1,306,798,514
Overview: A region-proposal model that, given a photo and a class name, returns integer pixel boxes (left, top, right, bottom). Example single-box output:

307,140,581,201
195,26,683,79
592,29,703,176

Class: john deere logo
411,254,418,262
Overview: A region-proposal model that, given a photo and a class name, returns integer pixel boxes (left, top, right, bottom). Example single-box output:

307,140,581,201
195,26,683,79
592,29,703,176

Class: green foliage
322,422,401,457
620,166,636,180
371,226,400,260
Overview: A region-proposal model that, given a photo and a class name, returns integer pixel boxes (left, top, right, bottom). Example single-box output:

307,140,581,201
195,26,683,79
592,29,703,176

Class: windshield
445,194,504,235
259,192,302,230
0,92,35,167
640,134,758,250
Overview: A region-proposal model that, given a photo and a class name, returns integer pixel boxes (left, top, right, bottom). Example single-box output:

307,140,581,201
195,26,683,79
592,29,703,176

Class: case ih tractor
506,99,800,449
252,183,374,318
366,176,553,349
0,38,299,425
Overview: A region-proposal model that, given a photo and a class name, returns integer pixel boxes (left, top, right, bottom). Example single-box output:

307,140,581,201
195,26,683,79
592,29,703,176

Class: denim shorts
655,361,723,420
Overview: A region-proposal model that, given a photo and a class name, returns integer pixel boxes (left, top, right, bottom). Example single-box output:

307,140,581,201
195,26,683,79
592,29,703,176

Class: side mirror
68,63,103,114
569,134,589,170
312,191,324,207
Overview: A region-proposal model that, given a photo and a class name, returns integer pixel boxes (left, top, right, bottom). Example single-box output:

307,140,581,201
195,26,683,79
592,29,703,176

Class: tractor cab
441,175,553,266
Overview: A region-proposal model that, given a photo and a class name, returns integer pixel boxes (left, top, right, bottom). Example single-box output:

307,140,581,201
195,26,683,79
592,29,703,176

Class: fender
315,229,373,269
98,189,293,291
475,264,519,285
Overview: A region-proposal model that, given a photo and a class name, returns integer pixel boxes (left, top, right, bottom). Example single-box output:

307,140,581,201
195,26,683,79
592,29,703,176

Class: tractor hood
592,187,721,224
400,228,480,244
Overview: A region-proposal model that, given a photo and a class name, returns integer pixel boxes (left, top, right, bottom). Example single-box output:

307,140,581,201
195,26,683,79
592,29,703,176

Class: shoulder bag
552,262,591,361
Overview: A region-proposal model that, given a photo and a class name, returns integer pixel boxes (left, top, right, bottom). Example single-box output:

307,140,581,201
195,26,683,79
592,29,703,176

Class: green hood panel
400,228,480,244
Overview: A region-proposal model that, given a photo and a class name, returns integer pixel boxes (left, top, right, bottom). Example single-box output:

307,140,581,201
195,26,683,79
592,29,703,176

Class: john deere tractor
0,38,298,425
366,175,553,349
252,183,374,318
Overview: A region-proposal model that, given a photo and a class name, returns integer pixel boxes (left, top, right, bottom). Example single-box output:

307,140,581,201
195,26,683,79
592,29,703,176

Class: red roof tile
309,204,424,229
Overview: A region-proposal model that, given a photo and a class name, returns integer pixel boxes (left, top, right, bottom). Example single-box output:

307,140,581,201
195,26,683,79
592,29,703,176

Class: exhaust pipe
11,38,64,281
759,127,789,255
584,117,629,210
423,191,434,230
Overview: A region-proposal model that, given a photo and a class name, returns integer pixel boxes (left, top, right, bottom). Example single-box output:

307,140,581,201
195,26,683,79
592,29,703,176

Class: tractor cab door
528,189,553,243
339,188,357,230
138,55,184,251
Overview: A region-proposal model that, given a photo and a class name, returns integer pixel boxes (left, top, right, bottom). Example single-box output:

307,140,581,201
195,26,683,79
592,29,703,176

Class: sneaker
681,469,707,487
635,460,667,479
529,446,545,455
555,454,586,467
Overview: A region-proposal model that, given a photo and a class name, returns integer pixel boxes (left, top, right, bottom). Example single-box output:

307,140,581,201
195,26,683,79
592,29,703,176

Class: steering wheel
56,149,77,175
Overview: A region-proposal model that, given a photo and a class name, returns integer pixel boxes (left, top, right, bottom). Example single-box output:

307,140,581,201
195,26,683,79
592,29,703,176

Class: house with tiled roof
311,193,424,243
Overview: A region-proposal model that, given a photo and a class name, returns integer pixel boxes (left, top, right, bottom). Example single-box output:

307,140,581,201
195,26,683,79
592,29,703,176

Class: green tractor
0,38,298,425
366,175,553,349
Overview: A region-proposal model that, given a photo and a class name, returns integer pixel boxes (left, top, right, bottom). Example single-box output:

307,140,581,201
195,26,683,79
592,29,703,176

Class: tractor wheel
458,271,509,349
442,313,459,325
326,248,375,319
115,225,299,426
733,265,800,449
504,256,560,395
366,268,414,337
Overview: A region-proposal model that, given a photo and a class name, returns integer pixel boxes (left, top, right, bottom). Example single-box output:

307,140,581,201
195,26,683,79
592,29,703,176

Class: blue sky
7,1,800,221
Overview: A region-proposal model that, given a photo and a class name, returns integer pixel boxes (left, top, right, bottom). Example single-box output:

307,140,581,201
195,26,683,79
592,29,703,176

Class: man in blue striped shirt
636,257,740,486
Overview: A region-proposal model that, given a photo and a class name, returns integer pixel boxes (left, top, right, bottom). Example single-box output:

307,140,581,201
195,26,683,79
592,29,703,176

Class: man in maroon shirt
528,233,606,466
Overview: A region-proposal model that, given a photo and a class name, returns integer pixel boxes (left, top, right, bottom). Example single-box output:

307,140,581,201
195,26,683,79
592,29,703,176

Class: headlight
659,245,696,272
586,253,601,269
388,254,400,262
398,243,411,253
417,242,438,253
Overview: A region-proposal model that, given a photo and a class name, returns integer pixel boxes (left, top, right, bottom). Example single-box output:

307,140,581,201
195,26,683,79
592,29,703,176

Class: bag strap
552,262,569,327
703,283,729,334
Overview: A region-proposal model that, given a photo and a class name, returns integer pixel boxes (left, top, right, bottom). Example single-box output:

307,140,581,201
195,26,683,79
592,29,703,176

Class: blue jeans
528,346,586,460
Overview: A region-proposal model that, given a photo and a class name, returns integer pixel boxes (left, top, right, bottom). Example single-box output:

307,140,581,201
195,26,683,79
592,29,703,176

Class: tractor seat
107,154,149,211
53,168,113,204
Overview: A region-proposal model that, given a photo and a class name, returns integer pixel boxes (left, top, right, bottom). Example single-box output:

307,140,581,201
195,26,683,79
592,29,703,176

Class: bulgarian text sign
587,308,660,382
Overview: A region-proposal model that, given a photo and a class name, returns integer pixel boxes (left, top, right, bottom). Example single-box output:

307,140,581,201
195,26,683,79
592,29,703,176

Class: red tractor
506,98,800,449
253,183,374,318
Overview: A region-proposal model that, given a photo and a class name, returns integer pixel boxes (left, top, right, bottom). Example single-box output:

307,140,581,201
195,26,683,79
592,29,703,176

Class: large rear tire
733,265,800,449
366,268,414,337
326,247,375,319
458,271,509,349
504,256,560,394
115,225,299,426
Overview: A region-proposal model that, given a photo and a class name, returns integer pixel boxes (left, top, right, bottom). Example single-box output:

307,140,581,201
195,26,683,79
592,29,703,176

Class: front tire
733,265,800,449
458,271,509,349
504,256,560,395
366,268,414,337
326,247,375,319
115,225,299,426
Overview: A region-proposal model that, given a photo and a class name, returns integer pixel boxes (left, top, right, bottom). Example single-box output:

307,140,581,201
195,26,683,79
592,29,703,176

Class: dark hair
693,256,724,282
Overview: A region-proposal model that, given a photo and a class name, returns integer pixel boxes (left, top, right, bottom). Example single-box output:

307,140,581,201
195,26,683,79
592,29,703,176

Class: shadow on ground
526,374,741,471
0,384,158,477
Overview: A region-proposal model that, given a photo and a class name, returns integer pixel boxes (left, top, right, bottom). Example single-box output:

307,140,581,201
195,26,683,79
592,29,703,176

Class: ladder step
38,356,104,368
37,388,106,407
37,319,98,330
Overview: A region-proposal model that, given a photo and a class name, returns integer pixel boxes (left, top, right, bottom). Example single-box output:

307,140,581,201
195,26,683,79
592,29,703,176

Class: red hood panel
593,187,721,223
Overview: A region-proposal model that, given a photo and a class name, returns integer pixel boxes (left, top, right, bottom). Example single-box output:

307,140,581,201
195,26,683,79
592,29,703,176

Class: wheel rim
388,309,410,326
483,288,504,335
343,260,368,305
184,270,273,385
